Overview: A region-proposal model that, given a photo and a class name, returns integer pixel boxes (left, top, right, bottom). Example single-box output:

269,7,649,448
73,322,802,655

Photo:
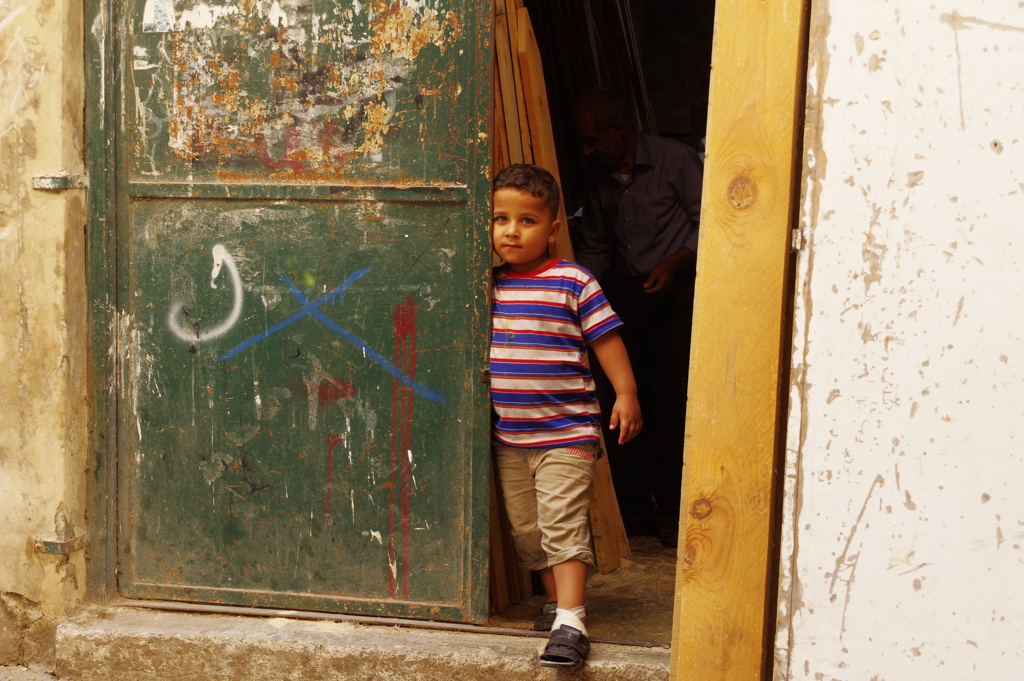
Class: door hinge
480,369,490,385
791,225,807,252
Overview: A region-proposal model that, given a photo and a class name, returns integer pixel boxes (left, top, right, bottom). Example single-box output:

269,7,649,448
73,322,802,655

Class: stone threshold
57,604,670,681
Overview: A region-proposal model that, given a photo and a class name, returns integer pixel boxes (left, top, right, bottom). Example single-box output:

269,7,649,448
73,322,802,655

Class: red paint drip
318,379,355,405
393,296,417,335
325,432,342,527
388,296,417,600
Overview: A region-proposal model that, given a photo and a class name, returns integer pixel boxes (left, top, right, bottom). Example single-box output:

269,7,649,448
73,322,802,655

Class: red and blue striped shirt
490,259,622,448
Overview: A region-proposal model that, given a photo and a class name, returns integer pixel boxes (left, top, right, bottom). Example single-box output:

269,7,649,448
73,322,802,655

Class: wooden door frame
669,0,810,679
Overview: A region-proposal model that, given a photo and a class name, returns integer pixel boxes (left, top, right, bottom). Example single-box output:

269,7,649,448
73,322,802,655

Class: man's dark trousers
592,269,695,539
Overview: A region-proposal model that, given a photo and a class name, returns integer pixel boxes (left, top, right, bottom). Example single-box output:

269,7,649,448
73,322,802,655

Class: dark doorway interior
520,0,715,215
486,0,715,647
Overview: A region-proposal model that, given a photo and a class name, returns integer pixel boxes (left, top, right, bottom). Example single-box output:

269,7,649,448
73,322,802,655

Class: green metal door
114,0,491,622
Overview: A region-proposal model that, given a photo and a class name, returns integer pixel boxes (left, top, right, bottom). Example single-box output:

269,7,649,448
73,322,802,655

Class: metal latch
34,503,84,588
34,532,87,556
33,502,86,555
32,173,88,191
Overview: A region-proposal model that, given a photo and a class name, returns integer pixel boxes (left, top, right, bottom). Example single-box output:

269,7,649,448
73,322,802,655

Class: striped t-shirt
490,259,623,448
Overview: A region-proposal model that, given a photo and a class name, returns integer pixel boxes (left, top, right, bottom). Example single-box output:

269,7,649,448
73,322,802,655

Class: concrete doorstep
56,606,670,681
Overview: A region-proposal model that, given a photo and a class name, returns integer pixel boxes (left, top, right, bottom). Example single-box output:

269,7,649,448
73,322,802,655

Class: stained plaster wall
778,1,1024,679
0,0,89,667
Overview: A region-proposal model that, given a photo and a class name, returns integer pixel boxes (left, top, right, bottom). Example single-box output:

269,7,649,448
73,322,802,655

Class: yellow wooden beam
670,0,809,679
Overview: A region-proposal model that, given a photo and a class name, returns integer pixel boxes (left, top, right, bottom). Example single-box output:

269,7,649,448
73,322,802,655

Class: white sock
551,605,588,636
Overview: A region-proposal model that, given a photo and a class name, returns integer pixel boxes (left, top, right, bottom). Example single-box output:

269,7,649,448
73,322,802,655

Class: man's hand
642,259,676,294
643,248,696,294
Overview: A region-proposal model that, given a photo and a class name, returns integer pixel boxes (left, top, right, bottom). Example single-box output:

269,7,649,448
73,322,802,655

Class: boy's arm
588,329,642,444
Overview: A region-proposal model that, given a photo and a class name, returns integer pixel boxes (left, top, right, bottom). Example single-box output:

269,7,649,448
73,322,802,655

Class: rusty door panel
130,0,470,185
116,0,491,623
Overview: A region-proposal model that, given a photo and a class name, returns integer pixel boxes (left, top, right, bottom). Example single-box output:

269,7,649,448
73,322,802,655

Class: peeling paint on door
130,0,468,182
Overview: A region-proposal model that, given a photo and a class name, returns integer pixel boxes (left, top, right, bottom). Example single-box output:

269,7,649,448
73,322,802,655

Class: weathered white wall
0,0,89,667
778,1,1024,679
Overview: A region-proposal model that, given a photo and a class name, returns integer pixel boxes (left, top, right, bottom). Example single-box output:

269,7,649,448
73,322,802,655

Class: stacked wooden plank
488,0,631,616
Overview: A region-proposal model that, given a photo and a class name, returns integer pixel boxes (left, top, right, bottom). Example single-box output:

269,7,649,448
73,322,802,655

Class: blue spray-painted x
216,267,444,403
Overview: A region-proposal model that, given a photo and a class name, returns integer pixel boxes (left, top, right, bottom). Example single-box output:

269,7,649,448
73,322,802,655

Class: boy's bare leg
540,561,591,666
551,559,587,611
539,566,557,603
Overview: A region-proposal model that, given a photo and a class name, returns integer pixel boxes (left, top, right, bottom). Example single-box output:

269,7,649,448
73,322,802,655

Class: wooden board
589,456,628,571
493,2,525,165
503,0,531,161
515,6,574,263
489,457,532,610
669,0,808,677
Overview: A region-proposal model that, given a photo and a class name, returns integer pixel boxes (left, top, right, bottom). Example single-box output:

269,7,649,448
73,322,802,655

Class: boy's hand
589,330,643,444
608,394,642,444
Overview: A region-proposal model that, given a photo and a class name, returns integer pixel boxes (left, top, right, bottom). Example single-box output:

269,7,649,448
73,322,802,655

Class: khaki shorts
493,442,598,571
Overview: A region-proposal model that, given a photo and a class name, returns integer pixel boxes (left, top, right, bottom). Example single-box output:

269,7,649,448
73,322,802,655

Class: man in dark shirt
573,87,703,548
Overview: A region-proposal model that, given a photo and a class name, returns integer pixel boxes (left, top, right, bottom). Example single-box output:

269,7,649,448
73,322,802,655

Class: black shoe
533,601,557,631
539,625,590,668
657,521,679,548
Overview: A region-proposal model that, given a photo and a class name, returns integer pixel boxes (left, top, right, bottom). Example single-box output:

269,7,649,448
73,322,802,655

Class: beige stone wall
0,0,88,667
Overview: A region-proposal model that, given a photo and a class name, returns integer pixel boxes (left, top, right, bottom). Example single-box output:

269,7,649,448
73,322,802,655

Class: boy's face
492,187,560,273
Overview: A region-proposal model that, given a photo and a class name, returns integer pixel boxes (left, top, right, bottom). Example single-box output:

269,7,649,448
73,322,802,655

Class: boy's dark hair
493,164,561,217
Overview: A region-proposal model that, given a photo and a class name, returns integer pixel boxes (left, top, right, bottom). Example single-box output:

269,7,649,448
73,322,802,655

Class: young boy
490,164,642,668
